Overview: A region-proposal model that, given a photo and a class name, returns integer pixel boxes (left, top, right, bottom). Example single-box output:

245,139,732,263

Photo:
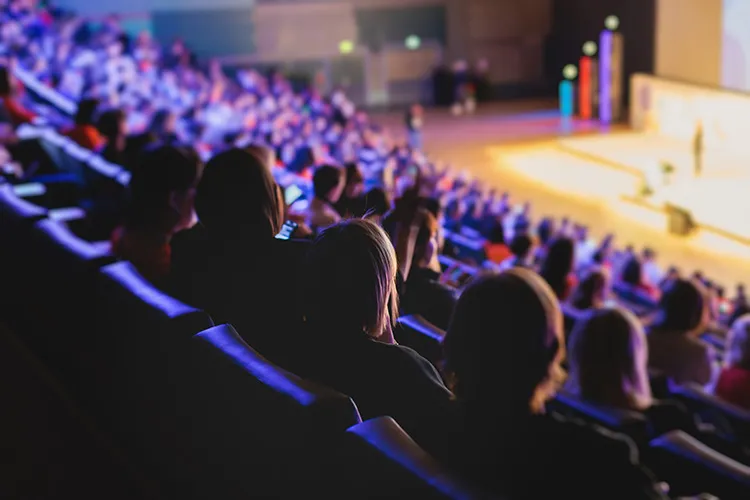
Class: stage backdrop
654,0,723,87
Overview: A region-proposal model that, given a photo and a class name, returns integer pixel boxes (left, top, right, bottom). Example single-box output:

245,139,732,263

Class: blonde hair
567,306,652,411
303,218,399,338
726,315,750,370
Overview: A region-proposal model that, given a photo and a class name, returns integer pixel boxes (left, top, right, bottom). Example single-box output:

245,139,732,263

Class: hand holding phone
275,220,299,240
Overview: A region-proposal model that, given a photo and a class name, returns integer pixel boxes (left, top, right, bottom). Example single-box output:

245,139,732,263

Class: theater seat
334,416,492,499
0,183,46,240
548,392,650,446
649,430,750,498
186,324,361,498
75,262,213,494
671,383,750,443
396,315,446,367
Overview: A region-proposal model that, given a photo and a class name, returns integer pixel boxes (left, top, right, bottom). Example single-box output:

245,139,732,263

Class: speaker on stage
665,204,695,236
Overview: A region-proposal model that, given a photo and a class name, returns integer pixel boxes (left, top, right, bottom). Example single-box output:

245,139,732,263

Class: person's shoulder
372,341,449,389
546,411,640,464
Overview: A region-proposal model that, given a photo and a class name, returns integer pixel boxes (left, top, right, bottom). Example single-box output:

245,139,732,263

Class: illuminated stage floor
372,102,750,288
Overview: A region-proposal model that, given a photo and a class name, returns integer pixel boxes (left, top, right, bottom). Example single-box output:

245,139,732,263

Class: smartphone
275,220,299,240
284,184,304,206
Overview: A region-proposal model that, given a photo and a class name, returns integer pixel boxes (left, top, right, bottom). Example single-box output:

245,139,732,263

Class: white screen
722,0,750,91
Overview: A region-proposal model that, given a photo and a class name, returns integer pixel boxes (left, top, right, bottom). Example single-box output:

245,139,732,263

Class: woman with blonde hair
566,307,653,411
438,269,666,499
292,218,453,453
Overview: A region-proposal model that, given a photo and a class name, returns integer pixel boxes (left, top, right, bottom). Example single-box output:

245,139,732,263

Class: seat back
649,430,750,498
80,262,213,493
334,416,493,499
396,315,446,368
548,392,650,446
186,324,361,498
671,383,750,443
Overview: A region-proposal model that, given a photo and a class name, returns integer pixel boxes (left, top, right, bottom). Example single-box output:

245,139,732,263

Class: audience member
63,98,104,149
714,314,750,409
97,108,127,166
440,270,667,499
483,219,511,264
498,233,533,271
306,164,344,232
334,162,366,217
0,65,35,126
620,256,660,301
647,278,716,387
111,144,202,282
566,307,653,411
400,208,457,330
539,236,576,301
168,148,308,367
293,218,453,453
362,187,390,224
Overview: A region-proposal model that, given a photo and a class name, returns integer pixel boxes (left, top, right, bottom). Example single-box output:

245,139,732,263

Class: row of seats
0,183,493,498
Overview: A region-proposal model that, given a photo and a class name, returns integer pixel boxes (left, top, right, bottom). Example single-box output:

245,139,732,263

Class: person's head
539,237,575,300
125,145,203,235
570,267,609,311
195,147,284,237
652,278,708,335
97,108,126,141
74,98,99,126
621,256,644,287
343,162,364,198
536,217,555,246
566,307,652,411
642,247,656,262
411,208,440,269
725,315,750,371
302,218,398,339
444,269,564,415
149,108,176,138
0,66,14,96
508,233,533,261
487,219,506,245
313,164,345,203
363,188,390,222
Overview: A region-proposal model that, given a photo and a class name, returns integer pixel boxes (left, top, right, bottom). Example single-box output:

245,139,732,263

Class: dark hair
97,108,125,140
313,164,343,200
571,268,608,310
537,218,555,246
363,188,390,217
621,257,643,287
509,233,533,259
652,278,707,334
0,66,11,96
487,220,506,245
124,145,202,232
149,109,174,137
539,237,575,300
444,270,563,411
421,197,442,219
195,148,283,237
343,162,363,186
74,98,99,126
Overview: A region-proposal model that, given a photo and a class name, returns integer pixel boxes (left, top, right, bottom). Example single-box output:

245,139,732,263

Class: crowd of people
2,1,750,498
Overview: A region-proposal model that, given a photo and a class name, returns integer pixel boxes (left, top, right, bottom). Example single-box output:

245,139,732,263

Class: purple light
599,30,613,123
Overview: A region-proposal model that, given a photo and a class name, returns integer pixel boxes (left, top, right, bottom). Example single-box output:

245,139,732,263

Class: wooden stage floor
374,101,749,290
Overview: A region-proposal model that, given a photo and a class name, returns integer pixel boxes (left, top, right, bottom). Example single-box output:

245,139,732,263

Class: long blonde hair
567,307,652,411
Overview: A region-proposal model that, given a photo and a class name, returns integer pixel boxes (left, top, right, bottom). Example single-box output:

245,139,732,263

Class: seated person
0,66,35,127
497,233,534,271
306,164,344,232
648,278,716,388
97,108,128,167
438,270,668,499
714,314,750,409
619,256,660,302
167,148,309,367
362,187,390,224
63,98,104,150
483,220,511,264
111,145,202,282
539,236,577,301
399,208,457,330
291,219,453,454
564,267,609,340
334,163,366,217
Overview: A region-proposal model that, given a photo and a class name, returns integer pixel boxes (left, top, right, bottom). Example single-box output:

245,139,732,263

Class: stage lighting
563,64,578,80
405,35,421,50
583,41,598,56
605,15,620,31
339,40,354,55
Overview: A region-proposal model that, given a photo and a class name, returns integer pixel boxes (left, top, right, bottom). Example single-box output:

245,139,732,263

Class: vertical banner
579,56,592,119
599,30,613,123
610,32,624,121
559,80,574,118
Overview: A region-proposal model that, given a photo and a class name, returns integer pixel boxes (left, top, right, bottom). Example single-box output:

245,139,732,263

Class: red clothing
64,125,105,150
484,243,512,264
1,97,36,126
111,226,172,282
715,366,750,410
